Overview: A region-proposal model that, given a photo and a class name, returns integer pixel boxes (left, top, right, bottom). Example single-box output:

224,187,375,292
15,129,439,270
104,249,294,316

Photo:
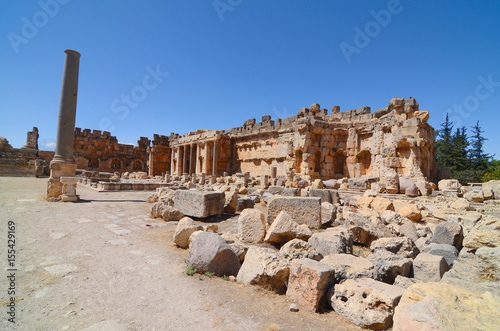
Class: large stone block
238,208,266,244
187,232,240,277
173,190,225,218
413,253,449,282
264,211,312,244
286,258,335,311
279,239,322,262
329,278,405,330
173,217,203,248
236,246,290,294
321,254,375,283
368,250,413,284
393,282,500,331
309,227,353,256
267,197,321,229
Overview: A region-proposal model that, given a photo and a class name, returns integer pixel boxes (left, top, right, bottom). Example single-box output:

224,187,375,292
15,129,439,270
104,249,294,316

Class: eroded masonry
1,97,436,183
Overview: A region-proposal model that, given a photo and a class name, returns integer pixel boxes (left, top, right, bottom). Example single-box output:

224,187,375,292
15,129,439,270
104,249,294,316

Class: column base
47,159,77,200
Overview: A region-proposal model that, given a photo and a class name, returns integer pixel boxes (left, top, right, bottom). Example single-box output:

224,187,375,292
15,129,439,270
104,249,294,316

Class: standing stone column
170,148,175,176
47,50,81,200
212,141,217,176
189,143,194,175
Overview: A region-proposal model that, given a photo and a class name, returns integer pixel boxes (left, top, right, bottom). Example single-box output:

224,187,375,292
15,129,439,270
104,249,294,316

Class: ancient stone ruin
2,96,499,329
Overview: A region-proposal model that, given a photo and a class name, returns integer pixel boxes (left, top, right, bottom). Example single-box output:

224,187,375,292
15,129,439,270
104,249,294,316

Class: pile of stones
148,178,500,330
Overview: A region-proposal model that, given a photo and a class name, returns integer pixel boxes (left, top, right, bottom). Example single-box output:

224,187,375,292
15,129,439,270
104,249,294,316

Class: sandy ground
0,177,361,331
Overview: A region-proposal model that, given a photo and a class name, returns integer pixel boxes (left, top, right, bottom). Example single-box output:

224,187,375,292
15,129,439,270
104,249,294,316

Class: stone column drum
47,50,81,200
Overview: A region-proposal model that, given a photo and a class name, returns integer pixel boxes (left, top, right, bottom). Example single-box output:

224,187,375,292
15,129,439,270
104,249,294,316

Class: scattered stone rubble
147,173,500,330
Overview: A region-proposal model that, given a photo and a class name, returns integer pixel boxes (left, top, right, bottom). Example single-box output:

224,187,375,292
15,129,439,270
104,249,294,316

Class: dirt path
0,177,360,331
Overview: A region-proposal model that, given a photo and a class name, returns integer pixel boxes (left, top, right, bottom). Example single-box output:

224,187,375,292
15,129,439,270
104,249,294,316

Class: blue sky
1,1,500,158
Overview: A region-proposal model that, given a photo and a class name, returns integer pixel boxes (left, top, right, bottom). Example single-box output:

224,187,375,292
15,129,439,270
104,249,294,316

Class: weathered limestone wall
73,128,150,174
232,98,436,181
148,134,171,177
0,131,53,177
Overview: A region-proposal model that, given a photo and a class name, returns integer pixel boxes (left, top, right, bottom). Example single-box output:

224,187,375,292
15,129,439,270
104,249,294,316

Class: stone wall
73,128,150,174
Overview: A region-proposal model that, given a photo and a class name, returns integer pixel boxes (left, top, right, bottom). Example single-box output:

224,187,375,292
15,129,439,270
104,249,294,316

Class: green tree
482,160,500,181
435,113,454,171
469,121,490,171
449,127,469,171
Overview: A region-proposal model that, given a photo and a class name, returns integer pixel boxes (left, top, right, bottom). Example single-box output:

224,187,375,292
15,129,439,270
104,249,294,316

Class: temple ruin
1,97,437,185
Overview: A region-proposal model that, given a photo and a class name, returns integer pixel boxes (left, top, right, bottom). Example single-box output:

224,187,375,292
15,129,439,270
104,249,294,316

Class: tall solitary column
47,50,81,200
212,141,217,176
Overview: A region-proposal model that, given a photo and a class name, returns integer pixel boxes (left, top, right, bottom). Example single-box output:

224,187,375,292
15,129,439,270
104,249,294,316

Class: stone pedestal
47,159,77,199
60,177,78,202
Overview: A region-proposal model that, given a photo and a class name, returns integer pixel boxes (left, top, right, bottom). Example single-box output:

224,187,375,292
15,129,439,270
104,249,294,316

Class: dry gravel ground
0,177,361,331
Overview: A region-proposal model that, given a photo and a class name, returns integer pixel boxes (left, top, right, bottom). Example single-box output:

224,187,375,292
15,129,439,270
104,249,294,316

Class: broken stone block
264,211,312,244
236,246,290,294
173,190,225,218
329,278,405,330
173,217,203,248
238,208,266,244
321,202,336,227
422,243,458,266
229,243,248,262
279,188,300,196
160,205,184,222
344,212,383,246
308,227,353,256
279,239,322,262
438,179,461,192
187,232,240,277
393,282,500,331
370,197,394,216
368,250,413,284
431,222,464,250
476,247,500,281
370,237,419,259
393,275,417,289
413,253,449,282
236,197,255,212
267,196,321,229
321,254,375,283
308,189,332,203
464,190,484,203
450,198,470,211
398,203,422,222
286,258,335,311
223,191,238,214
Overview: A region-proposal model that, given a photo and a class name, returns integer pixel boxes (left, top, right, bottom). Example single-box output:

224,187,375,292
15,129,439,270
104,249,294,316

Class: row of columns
172,140,218,176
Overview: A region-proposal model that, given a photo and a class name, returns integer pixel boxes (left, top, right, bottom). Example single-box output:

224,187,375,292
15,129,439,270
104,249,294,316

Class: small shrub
222,275,230,281
185,265,197,276
204,271,215,277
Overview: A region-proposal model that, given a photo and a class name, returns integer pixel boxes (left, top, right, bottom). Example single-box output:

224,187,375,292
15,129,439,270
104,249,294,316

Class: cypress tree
435,113,454,170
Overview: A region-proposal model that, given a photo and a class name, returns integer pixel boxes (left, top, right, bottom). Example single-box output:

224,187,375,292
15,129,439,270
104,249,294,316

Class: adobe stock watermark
272,106,293,120
7,0,71,54
213,0,242,21
99,65,169,133
339,0,410,64
446,74,500,127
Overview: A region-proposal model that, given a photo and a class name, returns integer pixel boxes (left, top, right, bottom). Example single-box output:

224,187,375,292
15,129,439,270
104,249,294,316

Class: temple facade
168,97,437,182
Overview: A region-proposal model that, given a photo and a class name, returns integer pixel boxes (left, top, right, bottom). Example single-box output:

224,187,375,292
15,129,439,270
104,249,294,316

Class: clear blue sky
2,1,500,158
